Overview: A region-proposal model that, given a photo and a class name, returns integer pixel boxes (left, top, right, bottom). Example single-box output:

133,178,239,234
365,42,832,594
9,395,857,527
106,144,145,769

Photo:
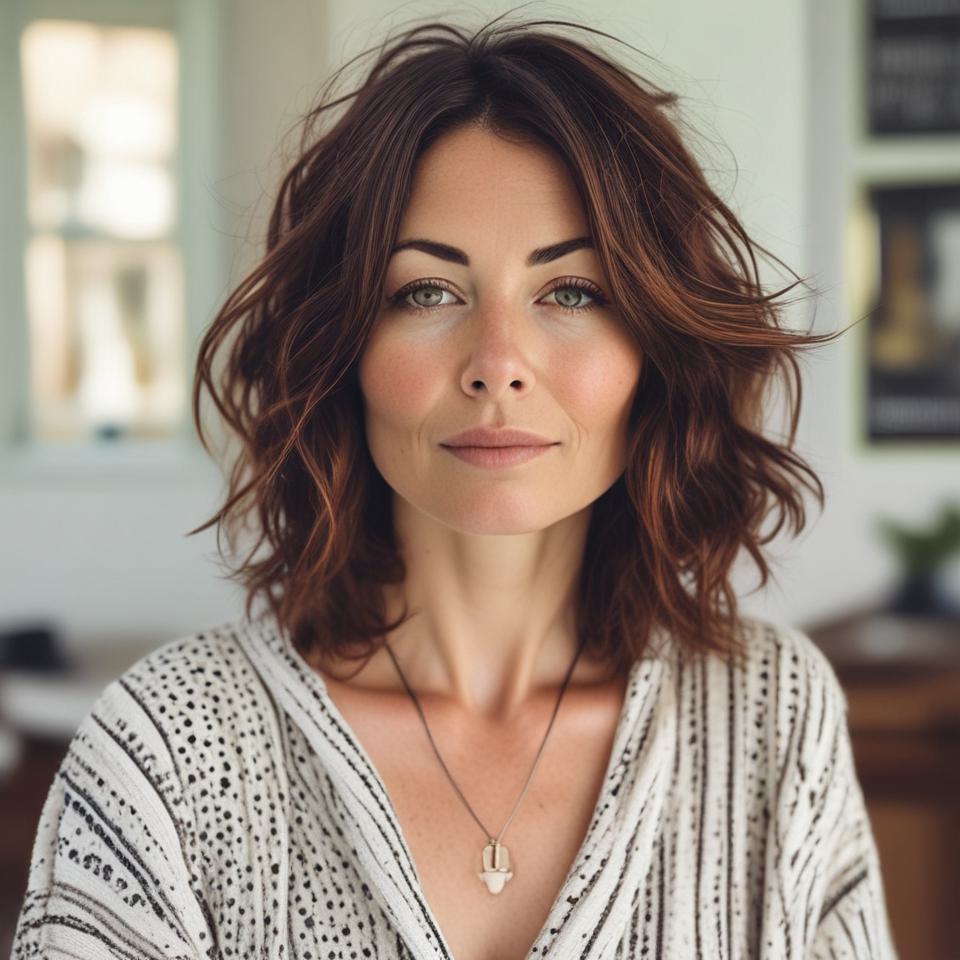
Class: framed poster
868,0,960,135
863,181,960,441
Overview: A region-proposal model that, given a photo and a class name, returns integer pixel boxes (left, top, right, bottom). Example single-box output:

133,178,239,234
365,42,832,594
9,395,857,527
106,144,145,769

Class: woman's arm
805,701,898,959
11,676,217,959
766,626,899,960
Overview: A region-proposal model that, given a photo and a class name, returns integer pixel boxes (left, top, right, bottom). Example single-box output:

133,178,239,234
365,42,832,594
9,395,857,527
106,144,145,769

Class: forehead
398,125,590,242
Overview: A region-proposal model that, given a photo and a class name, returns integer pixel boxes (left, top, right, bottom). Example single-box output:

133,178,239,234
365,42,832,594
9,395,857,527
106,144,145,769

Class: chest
326,683,628,960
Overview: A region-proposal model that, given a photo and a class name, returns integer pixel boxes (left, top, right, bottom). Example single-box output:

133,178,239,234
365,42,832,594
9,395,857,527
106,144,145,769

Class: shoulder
79,619,269,752
13,622,264,954
668,616,849,779
93,617,271,724
60,617,290,881
672,614,846,714
726,621,894,955
14,618,292,956
731,614,850,783
63,617,279,815
734,614,847,709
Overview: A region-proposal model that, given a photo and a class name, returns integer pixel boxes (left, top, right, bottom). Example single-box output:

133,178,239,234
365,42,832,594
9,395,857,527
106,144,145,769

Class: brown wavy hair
189,11,855,677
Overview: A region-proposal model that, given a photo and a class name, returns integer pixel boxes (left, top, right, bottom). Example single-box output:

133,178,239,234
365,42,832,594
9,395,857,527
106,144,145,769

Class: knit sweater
11,612,898,959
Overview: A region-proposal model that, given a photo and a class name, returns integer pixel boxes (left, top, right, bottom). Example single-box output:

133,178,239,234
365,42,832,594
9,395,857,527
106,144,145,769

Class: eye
388,279,461,311
386,277,610,314
540,277,610,314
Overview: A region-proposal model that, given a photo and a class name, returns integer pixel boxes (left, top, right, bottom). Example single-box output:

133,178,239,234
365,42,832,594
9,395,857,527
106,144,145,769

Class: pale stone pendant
478,838,514,894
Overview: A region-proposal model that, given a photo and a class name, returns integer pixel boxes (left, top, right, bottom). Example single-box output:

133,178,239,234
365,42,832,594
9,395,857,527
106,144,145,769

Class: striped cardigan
11,612,898,958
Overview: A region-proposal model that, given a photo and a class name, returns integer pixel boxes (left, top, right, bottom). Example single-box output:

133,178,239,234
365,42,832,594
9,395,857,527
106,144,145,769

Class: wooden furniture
0,734,68,953
805,608,960,960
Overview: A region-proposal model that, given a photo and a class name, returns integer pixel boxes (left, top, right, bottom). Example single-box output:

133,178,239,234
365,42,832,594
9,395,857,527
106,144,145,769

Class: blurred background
0,0,958,955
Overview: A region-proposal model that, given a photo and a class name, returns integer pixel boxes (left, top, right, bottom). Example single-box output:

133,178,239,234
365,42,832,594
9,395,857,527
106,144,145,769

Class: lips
440,427,557,448
443,444,555,468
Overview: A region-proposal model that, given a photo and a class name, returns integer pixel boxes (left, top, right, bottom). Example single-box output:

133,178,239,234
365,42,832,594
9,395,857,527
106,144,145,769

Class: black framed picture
863,181,960,441
868,0,960,135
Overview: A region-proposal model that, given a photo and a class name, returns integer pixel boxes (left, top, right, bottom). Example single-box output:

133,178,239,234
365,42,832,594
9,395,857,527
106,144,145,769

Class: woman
12,13,897,960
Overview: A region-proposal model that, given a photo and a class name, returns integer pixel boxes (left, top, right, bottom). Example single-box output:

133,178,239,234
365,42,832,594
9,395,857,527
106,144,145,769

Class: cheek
555,339,641,426
358,335,440,425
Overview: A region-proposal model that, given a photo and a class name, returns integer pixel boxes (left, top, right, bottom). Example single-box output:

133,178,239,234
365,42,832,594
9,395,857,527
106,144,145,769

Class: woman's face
358,123,643,534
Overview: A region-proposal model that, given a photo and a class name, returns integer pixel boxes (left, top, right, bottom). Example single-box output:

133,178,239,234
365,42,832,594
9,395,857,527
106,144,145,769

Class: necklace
383,635,587,895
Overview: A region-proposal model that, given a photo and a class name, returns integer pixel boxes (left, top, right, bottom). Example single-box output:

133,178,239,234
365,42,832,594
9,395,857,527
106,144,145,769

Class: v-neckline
238,613,677,960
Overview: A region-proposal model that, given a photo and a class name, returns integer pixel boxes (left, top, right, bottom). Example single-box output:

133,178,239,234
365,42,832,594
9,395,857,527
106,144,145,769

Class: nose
458,309,537,399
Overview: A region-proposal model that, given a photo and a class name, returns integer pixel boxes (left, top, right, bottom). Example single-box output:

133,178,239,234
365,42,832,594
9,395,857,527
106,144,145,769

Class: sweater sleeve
767,626,899,960
805,690,899,959
10,674,218,960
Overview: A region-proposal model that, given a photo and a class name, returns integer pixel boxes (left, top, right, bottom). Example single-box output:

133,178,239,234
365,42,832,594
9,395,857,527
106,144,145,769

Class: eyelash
387,276,610,316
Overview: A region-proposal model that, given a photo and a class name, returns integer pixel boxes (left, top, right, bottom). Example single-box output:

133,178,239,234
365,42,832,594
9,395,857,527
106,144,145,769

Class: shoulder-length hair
189,12,853,677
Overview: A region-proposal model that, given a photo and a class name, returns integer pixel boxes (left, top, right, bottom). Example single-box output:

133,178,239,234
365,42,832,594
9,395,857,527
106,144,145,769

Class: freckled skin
351,123,644,713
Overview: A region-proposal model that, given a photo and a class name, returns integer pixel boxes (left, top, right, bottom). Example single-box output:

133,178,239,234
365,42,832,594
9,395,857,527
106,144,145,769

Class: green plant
874,501,960,573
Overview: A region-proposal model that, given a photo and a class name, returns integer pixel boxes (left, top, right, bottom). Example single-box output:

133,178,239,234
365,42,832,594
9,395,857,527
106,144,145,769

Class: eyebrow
390,235,594,267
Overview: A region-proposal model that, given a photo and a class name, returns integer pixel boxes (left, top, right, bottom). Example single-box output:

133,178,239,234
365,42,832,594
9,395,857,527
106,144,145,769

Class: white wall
4,0,950,648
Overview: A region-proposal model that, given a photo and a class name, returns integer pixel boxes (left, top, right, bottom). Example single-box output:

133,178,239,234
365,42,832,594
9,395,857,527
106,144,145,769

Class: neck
308,492,624,718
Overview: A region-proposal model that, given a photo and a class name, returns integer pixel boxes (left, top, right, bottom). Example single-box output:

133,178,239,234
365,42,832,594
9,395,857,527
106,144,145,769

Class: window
0,0,224,473
22,19,182,442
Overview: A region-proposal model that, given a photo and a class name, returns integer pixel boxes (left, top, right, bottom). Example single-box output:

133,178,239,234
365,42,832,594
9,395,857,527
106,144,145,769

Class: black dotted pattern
11,614,898,958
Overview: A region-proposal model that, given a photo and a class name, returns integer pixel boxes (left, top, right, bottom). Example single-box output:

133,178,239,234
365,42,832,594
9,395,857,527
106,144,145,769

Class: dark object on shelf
887,569,960,617
875,502,960,616
0,623,74,672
